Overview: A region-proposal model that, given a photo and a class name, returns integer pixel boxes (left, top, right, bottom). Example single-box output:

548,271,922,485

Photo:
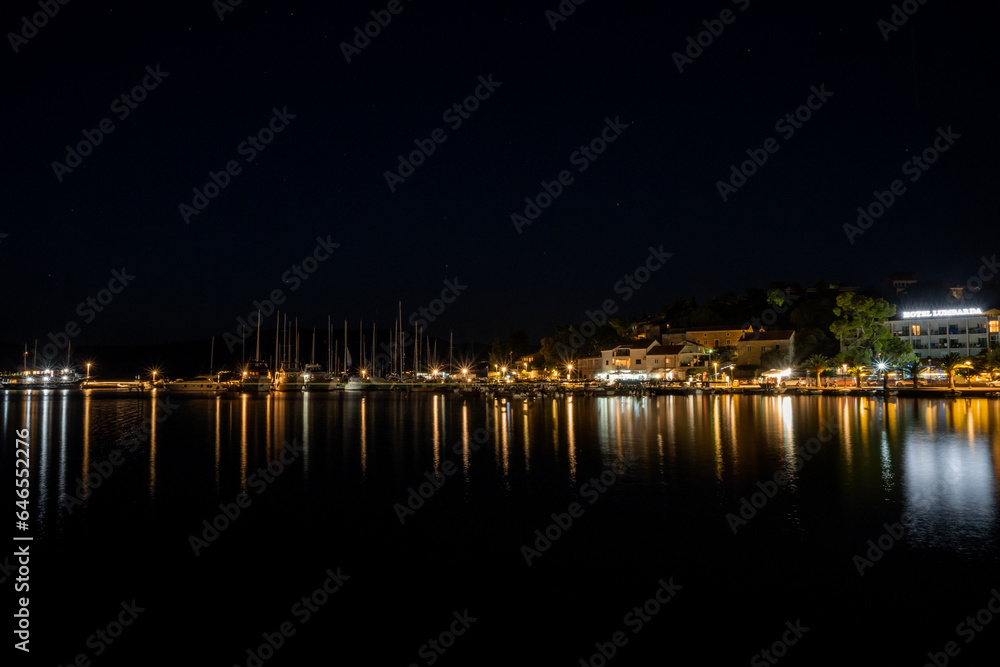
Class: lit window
911,325,921,336
990,321,999,334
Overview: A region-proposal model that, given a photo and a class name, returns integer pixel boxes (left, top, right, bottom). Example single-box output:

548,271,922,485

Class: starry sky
3,0,998,354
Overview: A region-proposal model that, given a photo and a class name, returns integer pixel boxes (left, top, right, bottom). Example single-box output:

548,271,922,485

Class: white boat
302,363,336,392
164,375,222,393
240,360,272,393
273,363,304,392
344,376,366,391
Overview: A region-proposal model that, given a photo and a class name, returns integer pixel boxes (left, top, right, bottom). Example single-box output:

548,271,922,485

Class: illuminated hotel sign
900,308,982,319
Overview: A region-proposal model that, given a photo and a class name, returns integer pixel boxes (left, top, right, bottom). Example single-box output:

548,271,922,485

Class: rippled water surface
4,390,999,664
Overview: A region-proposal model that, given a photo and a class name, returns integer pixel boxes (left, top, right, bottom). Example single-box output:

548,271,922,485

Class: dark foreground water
4,390,1000,665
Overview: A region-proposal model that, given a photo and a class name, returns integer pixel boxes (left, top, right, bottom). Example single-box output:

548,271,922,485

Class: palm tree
904,358,926,390
973,348,1000,384
939,352,966,390
802,354,830,388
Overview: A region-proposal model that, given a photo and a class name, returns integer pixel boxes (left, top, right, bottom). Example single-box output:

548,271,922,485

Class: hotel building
888,306,999,359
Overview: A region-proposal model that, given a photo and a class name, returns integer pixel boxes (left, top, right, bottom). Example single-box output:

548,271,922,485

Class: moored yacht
240,360,272,393
163,375,223,393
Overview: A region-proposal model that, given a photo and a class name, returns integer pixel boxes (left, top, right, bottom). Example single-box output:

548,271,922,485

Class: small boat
344,376,366,391
302,363,335,392
163,375,223,393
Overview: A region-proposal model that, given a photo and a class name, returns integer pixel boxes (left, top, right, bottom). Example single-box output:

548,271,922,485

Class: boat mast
311,327,316,365
255,309,261,361
210,336,214,374
371,322,376,378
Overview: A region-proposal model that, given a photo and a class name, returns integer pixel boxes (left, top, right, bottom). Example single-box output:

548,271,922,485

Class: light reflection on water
2,390,998,551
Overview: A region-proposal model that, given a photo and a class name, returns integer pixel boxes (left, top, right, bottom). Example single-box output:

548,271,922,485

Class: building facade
736,330,795,378
888,307,999,359
662,325,753,351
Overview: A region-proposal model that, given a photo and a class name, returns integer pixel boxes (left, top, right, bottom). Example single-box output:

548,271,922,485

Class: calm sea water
5,390,999,665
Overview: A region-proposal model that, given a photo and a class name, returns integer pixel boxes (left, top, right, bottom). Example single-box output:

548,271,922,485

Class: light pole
714,361,718,381
568,364,573,381
86,363,91,380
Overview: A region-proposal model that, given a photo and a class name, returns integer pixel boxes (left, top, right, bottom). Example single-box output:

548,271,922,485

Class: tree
939,352,966,390
802,354,830,388
972,348,1000,382
833,349,871,387
489,336,513,373
904,357,926,389
829,293,897,357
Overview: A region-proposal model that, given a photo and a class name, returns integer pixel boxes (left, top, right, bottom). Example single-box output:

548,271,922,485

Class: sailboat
274,316,305,392
303,327,335,392
240,310,272,393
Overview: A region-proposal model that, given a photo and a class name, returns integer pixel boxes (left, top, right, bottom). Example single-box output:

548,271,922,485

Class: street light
86,363,91,380
714,361,718,381
567,364,573,381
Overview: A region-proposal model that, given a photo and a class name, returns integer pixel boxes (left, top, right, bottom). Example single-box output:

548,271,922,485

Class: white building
597,341,706,381
888,306,999,359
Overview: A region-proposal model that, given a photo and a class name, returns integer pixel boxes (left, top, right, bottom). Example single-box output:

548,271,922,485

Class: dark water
4,390,1000,665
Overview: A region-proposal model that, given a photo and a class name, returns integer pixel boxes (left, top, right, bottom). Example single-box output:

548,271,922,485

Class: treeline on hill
493,280,852,370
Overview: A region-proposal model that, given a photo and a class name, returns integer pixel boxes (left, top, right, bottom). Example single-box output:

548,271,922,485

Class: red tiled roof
647,345,687,355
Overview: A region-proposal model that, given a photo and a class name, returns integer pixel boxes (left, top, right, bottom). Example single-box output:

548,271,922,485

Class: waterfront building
661,325,753,352
888,306,999,359
736,330,796,378
575,356,602,380
597,341,706,381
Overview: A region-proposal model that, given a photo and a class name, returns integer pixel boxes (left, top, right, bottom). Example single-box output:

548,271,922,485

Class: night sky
3,0,997,352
